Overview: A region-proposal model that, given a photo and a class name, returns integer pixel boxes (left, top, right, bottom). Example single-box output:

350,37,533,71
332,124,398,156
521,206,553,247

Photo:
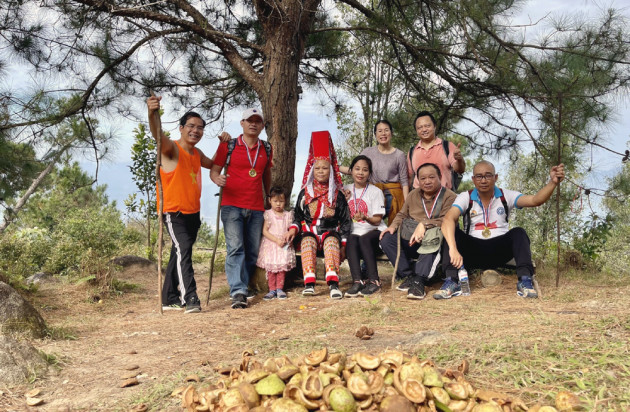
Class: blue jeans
221,206,264,297
384,192,393,219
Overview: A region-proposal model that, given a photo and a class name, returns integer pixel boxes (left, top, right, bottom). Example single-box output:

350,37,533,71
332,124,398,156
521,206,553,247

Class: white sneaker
329,285,342,300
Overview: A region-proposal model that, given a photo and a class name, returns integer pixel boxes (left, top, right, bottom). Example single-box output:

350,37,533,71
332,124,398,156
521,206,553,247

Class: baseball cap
242,108,264,121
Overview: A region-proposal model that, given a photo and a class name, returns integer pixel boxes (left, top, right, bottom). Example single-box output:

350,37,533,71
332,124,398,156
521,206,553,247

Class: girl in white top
343,155,387,297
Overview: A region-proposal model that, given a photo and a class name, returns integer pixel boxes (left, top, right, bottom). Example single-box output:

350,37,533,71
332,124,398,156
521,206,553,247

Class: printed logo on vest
497,207,505,216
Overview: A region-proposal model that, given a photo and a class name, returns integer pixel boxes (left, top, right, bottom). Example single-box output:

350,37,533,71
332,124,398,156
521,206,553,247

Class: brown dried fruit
304,347,327,366
185,374,201,382
354,352,380,370
246,369,270,383
301,371,324,399
284,384,320,409
472,402,503,412
361,335,372,340
121,371,139,379
379,351,404,368
238,382,260,408
216,366,232,375
379,395,415,412
171,386,187,397
277,364,299,380
355,326,368,338
401,378,426,403
26,397,44,406
120,378,139,388
25,388,42,398
222,388,246,408
556,391,584,411
270,398,308,412
129,403,148,412
123,364,140,371
181,386,195,408
459,359,470,375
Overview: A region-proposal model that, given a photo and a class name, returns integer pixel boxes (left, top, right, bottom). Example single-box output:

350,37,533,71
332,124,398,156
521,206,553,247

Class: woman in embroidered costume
287,131,352,300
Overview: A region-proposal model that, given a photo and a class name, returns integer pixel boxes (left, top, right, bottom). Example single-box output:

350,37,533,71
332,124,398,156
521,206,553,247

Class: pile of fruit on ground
175,348,582,411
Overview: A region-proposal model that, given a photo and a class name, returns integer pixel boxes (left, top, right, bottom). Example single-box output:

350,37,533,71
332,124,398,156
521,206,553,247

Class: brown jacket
390,187,457,230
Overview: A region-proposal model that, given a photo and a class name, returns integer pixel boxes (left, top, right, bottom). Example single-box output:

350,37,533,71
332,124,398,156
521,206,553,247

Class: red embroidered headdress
301,131,343,207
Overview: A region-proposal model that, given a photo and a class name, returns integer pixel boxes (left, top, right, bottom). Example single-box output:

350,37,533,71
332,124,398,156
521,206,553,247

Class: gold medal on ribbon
482,227,491,238
249,168,257,177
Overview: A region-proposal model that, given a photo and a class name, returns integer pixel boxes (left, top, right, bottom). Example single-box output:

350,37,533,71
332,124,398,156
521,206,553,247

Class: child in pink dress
257,187,296,300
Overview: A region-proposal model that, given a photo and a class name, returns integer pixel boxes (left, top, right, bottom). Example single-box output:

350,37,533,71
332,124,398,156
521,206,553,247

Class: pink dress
256,210,296,272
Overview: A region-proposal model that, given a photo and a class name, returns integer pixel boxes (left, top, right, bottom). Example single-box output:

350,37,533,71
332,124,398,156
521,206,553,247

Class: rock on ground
110,255,156,269
0,334,49,386
0,281,48,338
26,272,53,285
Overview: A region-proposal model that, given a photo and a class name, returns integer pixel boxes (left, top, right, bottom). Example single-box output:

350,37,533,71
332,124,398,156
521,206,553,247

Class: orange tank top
157,141,202,214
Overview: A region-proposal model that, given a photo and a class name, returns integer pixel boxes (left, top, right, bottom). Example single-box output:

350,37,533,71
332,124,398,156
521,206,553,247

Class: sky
5,0,630,225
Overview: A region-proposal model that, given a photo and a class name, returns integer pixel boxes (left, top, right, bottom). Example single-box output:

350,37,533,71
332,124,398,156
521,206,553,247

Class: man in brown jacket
379,162,456,299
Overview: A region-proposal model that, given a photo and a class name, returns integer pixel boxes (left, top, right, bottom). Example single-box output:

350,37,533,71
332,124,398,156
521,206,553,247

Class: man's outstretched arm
517,164,565,208
147,95,175,159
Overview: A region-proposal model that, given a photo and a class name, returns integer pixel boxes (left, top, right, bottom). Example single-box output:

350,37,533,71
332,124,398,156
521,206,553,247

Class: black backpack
408,139,463,191
462,189,509,234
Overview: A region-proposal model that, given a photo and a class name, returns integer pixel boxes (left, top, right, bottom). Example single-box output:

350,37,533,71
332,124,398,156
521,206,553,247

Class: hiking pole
391,230,401,299
206,186,224,305
150,90,164,315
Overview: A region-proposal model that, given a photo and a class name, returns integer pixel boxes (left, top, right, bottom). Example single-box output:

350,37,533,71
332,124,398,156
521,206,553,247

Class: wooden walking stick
391,230,401,299
150,90,165,315
206,186,224,305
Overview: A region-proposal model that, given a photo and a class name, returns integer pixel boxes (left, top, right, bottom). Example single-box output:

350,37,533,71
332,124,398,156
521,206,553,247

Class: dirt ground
2,260,629,411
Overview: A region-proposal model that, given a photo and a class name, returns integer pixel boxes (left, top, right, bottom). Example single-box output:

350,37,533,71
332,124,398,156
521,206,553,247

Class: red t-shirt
213,136,273,211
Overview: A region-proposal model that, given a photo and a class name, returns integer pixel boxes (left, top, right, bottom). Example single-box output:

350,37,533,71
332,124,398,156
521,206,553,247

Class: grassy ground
3,259,629,411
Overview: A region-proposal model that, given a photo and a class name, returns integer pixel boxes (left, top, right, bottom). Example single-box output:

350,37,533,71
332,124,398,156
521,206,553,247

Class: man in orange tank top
147,95,230,313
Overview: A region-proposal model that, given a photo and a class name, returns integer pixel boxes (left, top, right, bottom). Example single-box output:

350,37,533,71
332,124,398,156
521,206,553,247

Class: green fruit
422,365,443,388
255,374,286,396
329,387,357,412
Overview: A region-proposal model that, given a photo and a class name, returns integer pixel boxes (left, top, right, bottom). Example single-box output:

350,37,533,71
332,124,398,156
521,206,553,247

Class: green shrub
0,227,53,284
45,205,125,276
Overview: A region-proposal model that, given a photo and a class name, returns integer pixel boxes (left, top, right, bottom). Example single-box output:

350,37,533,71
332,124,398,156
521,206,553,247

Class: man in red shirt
147,95,229,313
211,108,273,309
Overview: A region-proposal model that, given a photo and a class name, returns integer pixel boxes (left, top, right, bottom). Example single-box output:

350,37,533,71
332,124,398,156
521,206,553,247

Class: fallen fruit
120,378,139,388
25,388,42,398
26,397,44,406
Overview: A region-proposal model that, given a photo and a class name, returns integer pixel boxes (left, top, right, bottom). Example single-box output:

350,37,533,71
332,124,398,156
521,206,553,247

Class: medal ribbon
242,135,261,171
353,184,369,215
481,200,490,229
422,187,443,219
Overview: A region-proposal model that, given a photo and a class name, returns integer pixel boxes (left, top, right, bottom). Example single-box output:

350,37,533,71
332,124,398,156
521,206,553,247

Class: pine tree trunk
255,0,320,199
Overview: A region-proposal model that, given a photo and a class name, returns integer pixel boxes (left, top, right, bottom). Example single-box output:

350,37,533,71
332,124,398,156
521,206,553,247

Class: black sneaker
246,289,258,300
396,277,413,292
184,296,201,313
360,280,381,296
407,281,426,300
231,293,248,309
345,281,364,298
